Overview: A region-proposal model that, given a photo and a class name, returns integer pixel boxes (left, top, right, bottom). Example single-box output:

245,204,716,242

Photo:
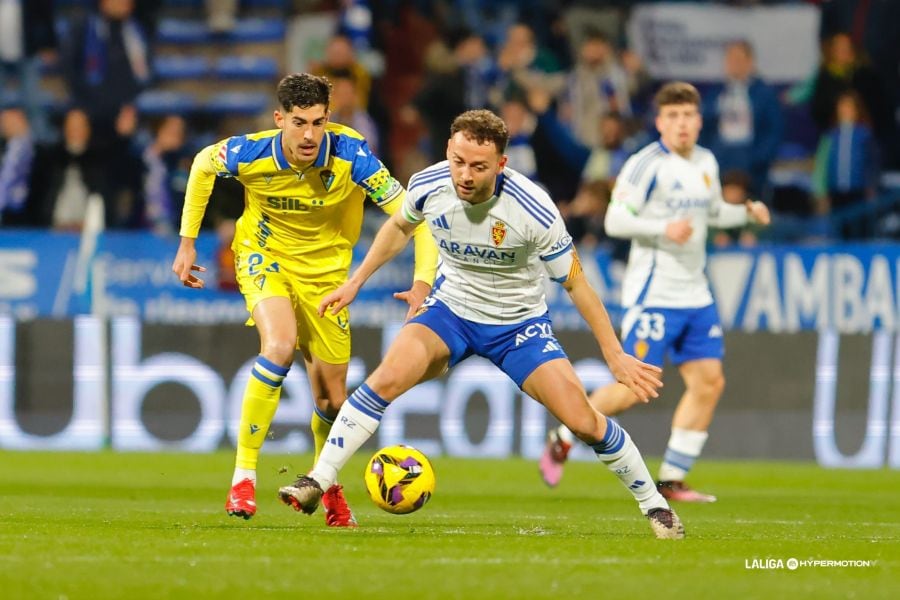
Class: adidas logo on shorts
542,340,561,353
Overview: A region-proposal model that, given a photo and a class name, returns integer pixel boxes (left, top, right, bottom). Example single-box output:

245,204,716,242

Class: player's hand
394,280,432,321
745,200,771,226
319,280,361,317
526,86,552,115
608,353,663,403
664,218,693,244
172,242,206,289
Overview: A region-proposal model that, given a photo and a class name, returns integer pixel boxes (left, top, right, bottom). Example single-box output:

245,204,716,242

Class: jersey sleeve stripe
408,168,450,192
414,188,439,212
409,162,450,188
539,241,573,261
627,146,663,185
644,174,658,203
619,145,653,184
622,143,660,180
504,183,553,228
507,189,553,228
224,136,245,174
505,179,555,223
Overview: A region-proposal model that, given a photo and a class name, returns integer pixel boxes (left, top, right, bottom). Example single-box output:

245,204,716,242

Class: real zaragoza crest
491,220,506,246
634,339,649,360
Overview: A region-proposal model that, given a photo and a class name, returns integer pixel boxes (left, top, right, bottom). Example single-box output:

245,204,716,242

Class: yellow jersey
180,123,436,283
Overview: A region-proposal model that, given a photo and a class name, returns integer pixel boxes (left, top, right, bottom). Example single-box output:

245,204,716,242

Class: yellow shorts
234,245,351,364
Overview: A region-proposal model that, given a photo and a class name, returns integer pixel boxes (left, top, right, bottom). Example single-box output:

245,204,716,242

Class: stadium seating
135,90,201,116
204,91,270,116
156,17,285,44
153,56,211,80
214,56,279,80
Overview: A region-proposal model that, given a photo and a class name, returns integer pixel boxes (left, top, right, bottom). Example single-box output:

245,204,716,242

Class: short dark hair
276,73,331,112
450,109,509,153
727,39,755,58
582,27,610,45
653,81,701,112
721,169,752,191
328,67,356,84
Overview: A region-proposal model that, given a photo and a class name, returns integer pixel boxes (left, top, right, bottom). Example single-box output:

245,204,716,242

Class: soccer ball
364,444,435,514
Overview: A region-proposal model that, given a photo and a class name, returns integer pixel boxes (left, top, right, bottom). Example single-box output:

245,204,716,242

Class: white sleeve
612,152,656,214
604,200,668,238
709,201,749,228
401,180,428,224
538,215,576,283
604,153,669,239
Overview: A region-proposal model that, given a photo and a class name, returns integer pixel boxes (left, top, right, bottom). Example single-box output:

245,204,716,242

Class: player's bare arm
746,200,771,225
319,210,419,316
364,163,437,320
562,266,662,403
171,236,207,289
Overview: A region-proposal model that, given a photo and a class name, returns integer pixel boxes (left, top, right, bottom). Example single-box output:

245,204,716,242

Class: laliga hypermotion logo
491,220,507,247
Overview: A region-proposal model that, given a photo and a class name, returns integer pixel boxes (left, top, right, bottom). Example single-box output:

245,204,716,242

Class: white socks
308,383,389,490
658,428,709,482
232,467,256,486
590,418,668,514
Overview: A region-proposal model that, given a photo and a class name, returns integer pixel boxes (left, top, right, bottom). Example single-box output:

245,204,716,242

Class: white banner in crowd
627,3,820,83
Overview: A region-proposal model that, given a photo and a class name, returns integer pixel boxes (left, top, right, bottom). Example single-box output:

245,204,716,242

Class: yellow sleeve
179,144,220,238
380,190,437,285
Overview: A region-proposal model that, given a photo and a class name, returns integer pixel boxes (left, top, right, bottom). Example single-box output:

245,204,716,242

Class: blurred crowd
1,0,899,247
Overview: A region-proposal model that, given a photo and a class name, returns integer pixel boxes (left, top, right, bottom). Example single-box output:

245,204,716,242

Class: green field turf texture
1,451,897,599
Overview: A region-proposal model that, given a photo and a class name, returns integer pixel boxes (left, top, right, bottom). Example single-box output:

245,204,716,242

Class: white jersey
607,141,745,308
402,162,576,324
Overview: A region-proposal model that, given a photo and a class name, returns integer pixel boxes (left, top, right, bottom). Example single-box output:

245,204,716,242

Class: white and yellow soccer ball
364,444,435,514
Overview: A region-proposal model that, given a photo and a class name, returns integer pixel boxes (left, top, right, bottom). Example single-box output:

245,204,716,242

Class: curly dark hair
450,109,509,153
276,73,331,111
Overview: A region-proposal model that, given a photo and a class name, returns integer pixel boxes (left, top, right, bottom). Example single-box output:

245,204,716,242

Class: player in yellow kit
171,73,437,526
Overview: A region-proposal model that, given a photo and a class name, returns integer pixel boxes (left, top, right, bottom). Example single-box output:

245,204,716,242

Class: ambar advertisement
2,317,896,469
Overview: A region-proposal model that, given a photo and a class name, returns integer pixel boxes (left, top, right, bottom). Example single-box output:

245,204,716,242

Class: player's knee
566,410,605,444
260,339,295,365
711,373,726,399
691,372,725,402
365,367,403,401
316,390,347,414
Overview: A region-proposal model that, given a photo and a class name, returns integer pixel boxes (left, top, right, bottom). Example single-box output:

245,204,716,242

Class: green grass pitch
1,451,897,599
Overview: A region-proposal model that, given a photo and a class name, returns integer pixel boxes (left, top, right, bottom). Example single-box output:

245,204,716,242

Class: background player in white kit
540,82,771,500
278,109,686,539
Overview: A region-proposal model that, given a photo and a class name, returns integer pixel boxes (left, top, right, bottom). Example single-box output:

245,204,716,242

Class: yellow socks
310,406,335,464
234,356,290,471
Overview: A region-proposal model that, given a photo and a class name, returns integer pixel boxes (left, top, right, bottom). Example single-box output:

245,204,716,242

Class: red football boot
225,478,257,519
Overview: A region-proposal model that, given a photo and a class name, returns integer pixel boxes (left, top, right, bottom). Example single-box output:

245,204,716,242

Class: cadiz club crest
320,169,335,191
491,220,507,247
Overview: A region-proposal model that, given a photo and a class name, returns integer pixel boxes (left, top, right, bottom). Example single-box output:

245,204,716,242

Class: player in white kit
540,82,771,500
278,109,685,539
